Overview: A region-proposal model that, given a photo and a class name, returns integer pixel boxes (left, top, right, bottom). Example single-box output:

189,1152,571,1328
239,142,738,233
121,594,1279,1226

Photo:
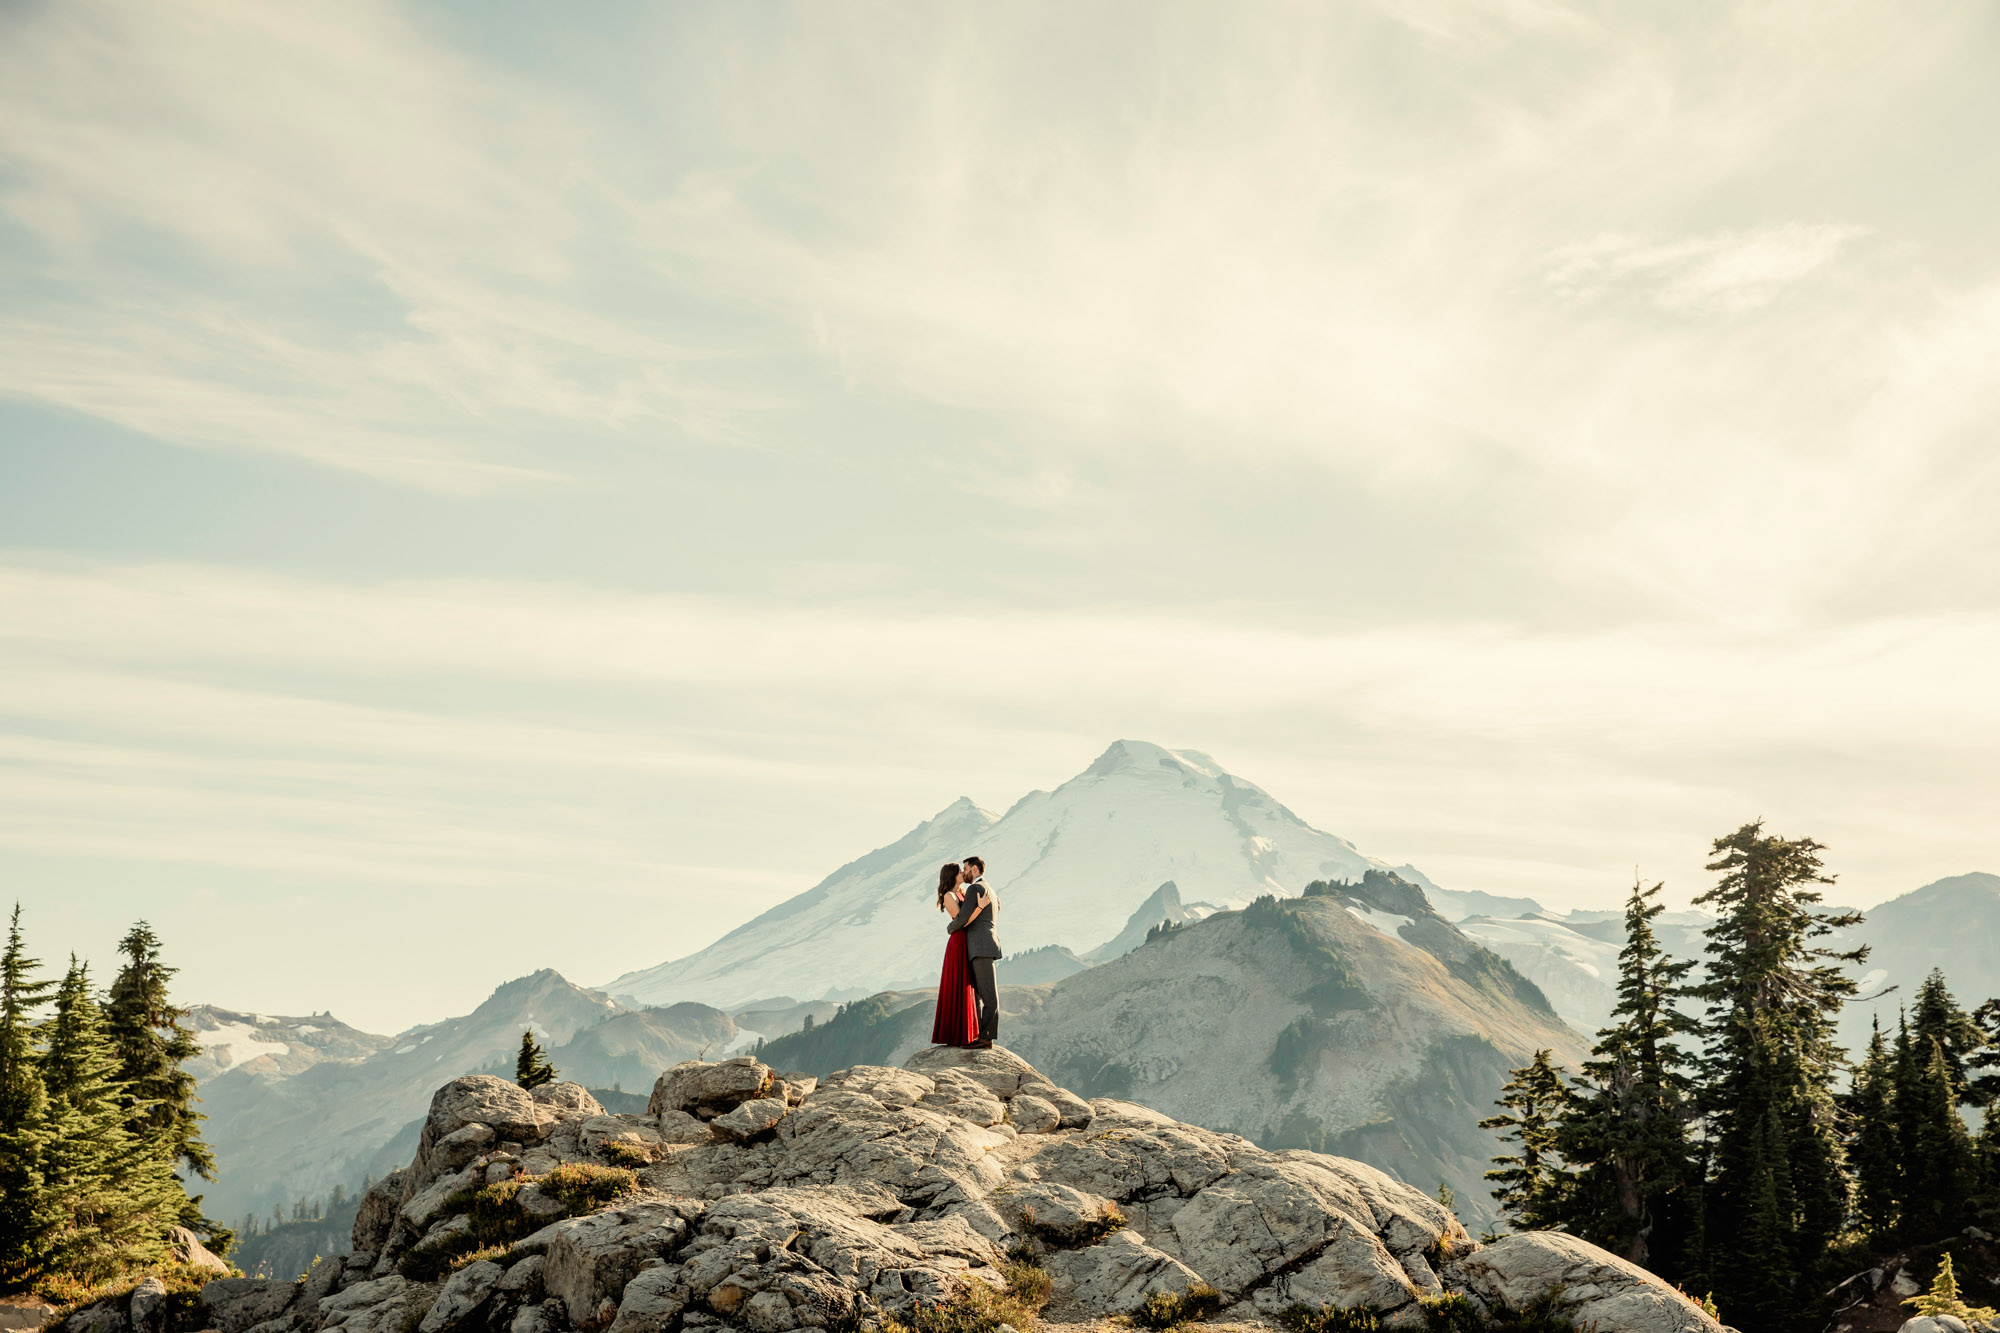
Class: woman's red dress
931,925,980,1046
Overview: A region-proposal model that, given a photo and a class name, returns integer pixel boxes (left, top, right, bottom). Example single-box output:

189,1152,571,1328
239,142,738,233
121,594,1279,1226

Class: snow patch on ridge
1344,903,1416,939
192,1018,291,1070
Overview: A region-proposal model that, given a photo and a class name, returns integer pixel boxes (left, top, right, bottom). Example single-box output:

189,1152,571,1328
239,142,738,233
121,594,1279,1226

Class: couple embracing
931,856,1001,1049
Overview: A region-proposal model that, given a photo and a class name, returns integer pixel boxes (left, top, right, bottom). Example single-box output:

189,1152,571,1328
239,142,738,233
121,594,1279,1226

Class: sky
3,0,1998,1035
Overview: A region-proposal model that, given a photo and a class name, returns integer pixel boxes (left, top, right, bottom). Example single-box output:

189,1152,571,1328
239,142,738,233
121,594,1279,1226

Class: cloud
1540,224,1869,314
3,558,1995,921
0,0,755,491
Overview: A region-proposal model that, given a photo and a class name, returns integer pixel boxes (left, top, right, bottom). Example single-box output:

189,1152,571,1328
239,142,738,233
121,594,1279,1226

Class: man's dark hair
964,855,985,873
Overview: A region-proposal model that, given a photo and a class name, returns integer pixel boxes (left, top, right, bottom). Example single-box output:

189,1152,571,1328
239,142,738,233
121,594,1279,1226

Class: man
947,855,1003,1048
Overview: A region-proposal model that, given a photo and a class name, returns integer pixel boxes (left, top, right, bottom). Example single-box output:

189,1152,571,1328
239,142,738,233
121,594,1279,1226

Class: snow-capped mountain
604,740,1420,1010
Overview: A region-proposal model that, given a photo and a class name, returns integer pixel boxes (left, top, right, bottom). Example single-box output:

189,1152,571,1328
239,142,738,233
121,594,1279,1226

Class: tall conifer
1480,1049,1573,1230
1902,1036,1975,1236
1556,878,1701,1276
0,905,54,1285
1844,1017,1900,1240
1910,969,1982,1099
1693,822,1863,1332
104,923,214,1182
38,958,177,1284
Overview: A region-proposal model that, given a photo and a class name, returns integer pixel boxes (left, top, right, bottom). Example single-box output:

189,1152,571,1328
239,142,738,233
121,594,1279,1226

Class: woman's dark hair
936,863,960,913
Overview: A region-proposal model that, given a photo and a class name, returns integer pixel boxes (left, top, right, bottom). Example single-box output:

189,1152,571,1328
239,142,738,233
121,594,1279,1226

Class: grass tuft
399,1163,639,1280
879,1248,1054,1333
1132,1285,1226,1331
597,1140,658,1169
45,1261,224,1328
1279,1288,1578,1333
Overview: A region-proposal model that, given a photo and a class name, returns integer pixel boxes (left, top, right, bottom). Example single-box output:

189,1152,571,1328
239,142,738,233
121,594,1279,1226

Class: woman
930,862,982,1047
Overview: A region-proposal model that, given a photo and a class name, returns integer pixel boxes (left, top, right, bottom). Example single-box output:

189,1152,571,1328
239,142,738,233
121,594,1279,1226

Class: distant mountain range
185,740,1996,1231
188,971,763,1222
1447,875,2000,1049
757,869,1584,1227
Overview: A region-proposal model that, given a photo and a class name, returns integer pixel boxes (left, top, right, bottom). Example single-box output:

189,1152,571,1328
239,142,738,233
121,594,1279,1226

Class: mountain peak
1085,739,1222,779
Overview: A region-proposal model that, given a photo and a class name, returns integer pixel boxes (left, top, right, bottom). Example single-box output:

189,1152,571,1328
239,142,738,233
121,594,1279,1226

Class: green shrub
598,1140,656,1169
1278,1288,1578,1333
45,1261,222,1327
399,1164,639,1279
1132,1284,1226,1330
541,1162,638,1211
1278,1303,1381,1333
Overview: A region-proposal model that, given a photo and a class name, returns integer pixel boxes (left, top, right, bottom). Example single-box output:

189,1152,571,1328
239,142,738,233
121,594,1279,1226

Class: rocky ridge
80,1048,1722,1333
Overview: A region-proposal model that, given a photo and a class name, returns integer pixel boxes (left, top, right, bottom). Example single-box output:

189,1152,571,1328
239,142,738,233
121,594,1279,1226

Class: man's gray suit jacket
947,880,1004,960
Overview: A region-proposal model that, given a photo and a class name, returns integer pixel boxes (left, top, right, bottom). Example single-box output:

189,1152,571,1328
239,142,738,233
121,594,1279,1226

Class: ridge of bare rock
64,1049,1723,1333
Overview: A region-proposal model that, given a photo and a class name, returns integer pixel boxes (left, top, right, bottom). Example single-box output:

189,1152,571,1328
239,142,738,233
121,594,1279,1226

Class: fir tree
1556,878,1701,1276
1844,1017,1900,1240
1910,969,1982,1100
1905,1252,1997,1323
1692,821,1863,1332
1480,1049,1573,1230
1977,1101,2000,1193
515,1030,557,1090
104,923,215,1181
0,904,55,1286
38,957,179,1284
1902,1036,1975,1236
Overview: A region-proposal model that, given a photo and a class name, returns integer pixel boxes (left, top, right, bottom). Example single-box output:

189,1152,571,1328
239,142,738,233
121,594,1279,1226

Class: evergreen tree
38,957,179,1284
1891,1009,1923,1182
1844,1017,1901,1240
1906,1252,1997,1323
1977,1101,2000,1193
1902,1036,1975,1236
1480,1049,1573,1230
104,923,215,1182
1556,878,1701,1276
1910,970,1983,1100
1692,822,1863,1332
0,904,55,1286
104,922,228,1249
515,1030,557,1090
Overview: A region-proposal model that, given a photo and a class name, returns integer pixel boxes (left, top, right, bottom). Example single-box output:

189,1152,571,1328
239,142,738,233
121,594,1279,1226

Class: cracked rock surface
73,1051,1722,1333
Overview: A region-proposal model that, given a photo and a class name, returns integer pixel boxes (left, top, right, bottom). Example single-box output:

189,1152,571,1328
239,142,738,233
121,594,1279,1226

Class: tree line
0,906,223,1297
1481,821,1996,1332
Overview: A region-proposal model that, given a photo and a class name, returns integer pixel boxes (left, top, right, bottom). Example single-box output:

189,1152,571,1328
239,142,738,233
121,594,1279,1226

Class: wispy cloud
0,1,755,491
4,558,1995,915
1541,224,1868,314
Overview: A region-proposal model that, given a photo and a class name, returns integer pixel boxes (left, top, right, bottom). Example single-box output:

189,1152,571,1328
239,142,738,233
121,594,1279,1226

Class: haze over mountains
605,741,1444,1009
757,869,1585,1226
184,740,1999,1231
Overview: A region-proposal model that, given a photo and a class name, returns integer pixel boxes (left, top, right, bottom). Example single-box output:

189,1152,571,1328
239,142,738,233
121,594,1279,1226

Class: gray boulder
531,1082,606,1117
1044,1229,1201,1314
352,1166,411,1253
1009,1181,1121,1246
1446,1233,1722,1333
649,1058,774,1121
168,1225,231,1275
125,1279,168,1333
709,1097,788,1142
419,1076,550,1169
418,1260,504,1333
1901,1319,1972,1333
544,1201,699,1324
1008,1095,1059,1135
198,1279,297,1333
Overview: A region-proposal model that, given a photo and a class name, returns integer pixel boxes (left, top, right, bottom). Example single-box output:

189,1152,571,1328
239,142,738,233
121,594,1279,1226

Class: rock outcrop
68,1048,1722,1333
